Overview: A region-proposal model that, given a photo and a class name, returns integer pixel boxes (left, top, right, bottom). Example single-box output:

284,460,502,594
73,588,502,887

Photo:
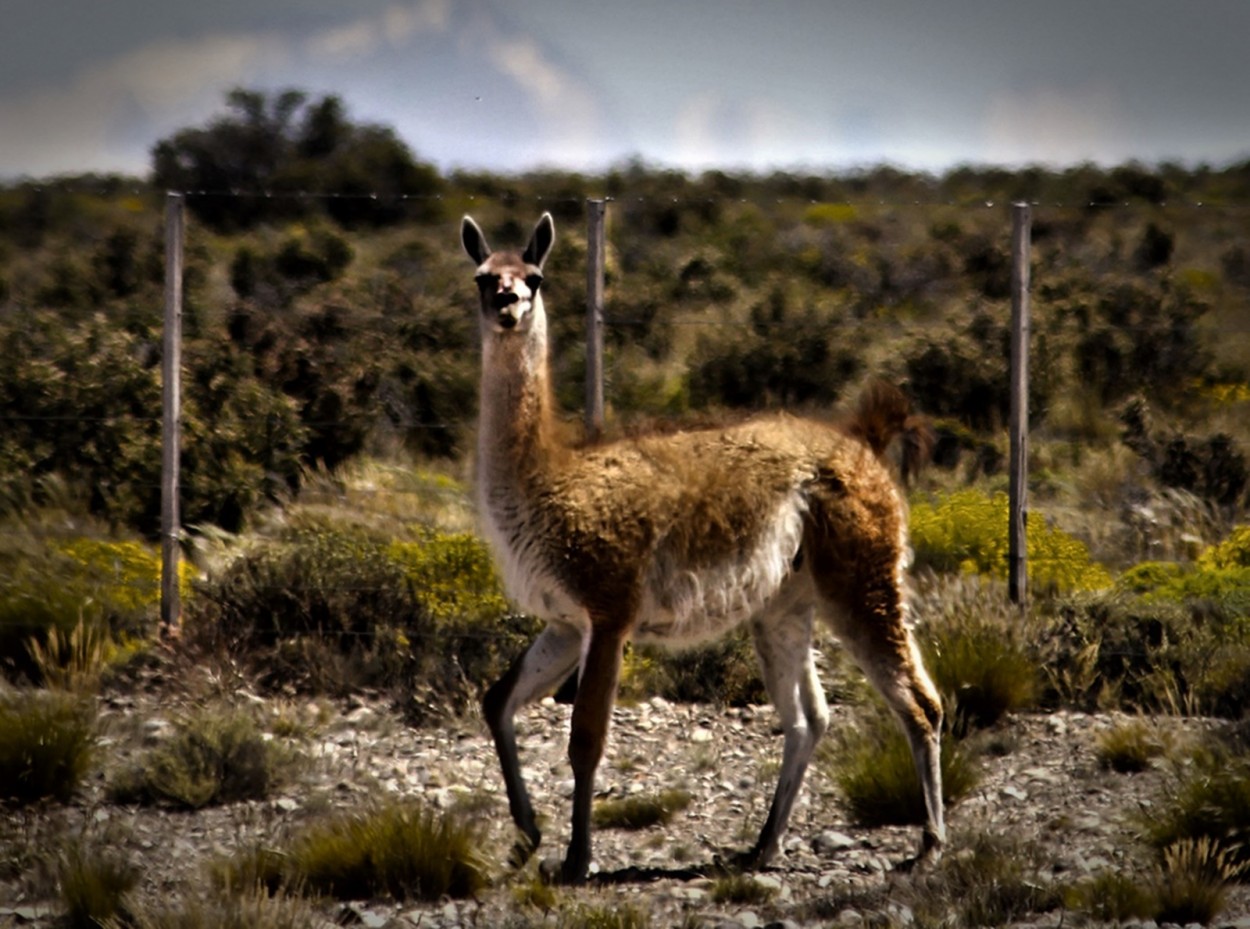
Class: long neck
477,300,559,487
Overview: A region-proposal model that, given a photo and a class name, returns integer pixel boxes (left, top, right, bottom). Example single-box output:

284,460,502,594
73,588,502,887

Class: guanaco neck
477,297,561,492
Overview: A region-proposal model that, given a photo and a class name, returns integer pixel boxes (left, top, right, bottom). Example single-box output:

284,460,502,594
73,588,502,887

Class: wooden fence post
160,192,184,635
585,198,607,440
1008,202,1032,605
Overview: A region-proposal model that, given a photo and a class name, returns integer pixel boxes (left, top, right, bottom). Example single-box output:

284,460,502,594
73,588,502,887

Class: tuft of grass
821,707,979,828
26,616,114,692
57,838,139,929
0,687,97,804
708,873,778,905
592,788,692,830
224,800,491,902
1154,837,1248,927
1096,718,1171,773
109,705,295,809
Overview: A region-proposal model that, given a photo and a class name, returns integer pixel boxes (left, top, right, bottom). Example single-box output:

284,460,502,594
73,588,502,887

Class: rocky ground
4,681,1250,928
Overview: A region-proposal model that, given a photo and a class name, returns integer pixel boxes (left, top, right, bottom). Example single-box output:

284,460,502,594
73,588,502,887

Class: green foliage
591,789,692,830
909,488,1113,593
821,706,979,828
109,705,295,809
231,800,490,902
0,688,97,804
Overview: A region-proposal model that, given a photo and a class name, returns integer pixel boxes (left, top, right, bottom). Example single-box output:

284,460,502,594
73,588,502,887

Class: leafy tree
152,89,442,231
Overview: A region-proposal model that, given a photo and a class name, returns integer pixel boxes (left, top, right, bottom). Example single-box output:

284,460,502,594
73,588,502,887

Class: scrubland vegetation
2,89,1250,924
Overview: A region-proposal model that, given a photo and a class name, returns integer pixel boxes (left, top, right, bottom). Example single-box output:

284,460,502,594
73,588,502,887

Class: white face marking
476,259,539,333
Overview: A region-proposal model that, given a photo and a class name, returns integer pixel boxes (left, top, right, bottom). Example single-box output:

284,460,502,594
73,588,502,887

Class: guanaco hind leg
741,600,830,868
482,622,582,864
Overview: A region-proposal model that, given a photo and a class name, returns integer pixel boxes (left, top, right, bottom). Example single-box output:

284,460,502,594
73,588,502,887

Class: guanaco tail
463,212,945,884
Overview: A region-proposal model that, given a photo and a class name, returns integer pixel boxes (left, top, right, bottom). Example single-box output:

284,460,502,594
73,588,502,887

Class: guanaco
463,212,944,884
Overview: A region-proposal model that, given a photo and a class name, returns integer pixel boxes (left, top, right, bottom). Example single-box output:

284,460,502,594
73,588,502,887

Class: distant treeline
1,88,1247,537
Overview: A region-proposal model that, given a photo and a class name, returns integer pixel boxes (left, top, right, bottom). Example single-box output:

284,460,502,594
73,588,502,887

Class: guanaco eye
475,273,499,291
526,273,543,293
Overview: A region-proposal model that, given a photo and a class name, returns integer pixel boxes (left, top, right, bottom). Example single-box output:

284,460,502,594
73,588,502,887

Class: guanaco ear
461,216,491,265
522,213,555,269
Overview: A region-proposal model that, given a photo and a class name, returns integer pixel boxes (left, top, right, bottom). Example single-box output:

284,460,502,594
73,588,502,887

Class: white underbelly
636,496,806,647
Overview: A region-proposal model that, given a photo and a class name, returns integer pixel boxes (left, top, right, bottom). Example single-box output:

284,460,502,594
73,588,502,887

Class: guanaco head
461,213,555,334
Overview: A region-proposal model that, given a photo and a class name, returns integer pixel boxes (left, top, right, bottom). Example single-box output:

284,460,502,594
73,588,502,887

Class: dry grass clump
224,800,491,903
819,706,979,828
108,704,297,809
121,885,323,929
707,873,778,906
57,837,139,929
1142,745,1250,870
592,788,693,830
1095,718,1172,773
0,686,97,804
1152,837,1248,926
555,902,650,929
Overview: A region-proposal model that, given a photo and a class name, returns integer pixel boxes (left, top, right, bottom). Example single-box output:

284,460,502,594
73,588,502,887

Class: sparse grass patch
0,687,97,804
123,885,324,929
592,788,692,830
224,800,491,902
627,629,767,707
1066,869,1156,923
820,707,978,827
910,830,1065,927
556,901,650,929
1096,718,1172,773
1143,746,1250,871
109,704,296,809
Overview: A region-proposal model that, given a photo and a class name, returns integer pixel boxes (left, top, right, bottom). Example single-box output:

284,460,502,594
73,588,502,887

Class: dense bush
186,516,537,711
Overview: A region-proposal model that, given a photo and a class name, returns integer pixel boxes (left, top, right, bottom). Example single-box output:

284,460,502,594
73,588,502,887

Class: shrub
909,489,1113,594
1067,870,1156,923
231,800,490,902
592,789,692,830
187,515,538,711
626,629,767,707
109,705,295,809
821,706,979,828
0,688,97,804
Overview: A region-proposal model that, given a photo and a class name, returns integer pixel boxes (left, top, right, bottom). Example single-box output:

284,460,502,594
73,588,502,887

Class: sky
3,0,1250,181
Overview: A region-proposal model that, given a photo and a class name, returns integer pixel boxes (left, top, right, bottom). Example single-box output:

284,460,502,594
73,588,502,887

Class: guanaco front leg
483,622,582,865
562,624,628,884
